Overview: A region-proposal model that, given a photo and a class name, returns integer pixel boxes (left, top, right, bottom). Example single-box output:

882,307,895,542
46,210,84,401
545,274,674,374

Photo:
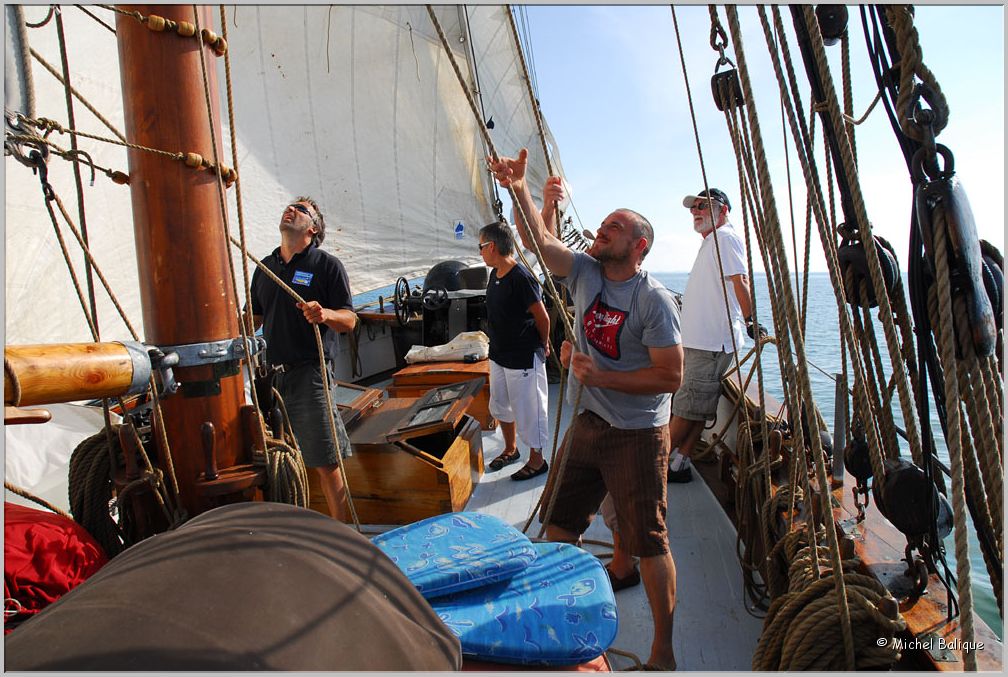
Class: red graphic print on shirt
584,293,628,360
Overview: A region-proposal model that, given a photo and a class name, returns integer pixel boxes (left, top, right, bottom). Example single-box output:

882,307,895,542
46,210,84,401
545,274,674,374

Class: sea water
353,270,1003,639
655,270,1002,641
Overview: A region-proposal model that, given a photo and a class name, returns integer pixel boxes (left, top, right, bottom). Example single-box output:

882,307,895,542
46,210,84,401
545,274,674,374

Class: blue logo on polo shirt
454,221,465,240
292,270,314,286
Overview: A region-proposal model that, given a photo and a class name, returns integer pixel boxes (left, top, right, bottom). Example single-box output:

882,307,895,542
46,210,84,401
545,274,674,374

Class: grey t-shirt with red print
556,251,681,429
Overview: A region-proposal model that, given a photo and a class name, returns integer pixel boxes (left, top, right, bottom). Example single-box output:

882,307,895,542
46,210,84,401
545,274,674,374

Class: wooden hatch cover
384,377,485,442
329,380,383,429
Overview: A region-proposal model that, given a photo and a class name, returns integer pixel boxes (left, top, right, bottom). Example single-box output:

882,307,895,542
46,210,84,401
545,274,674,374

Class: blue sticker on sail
455,222,465,240
292,270,313,286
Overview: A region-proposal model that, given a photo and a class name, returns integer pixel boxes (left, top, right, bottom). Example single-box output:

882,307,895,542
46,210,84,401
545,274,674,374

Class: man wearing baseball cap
667,188,764,483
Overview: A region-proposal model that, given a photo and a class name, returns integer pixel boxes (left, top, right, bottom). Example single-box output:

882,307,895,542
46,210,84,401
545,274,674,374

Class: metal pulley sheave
914,143,999,358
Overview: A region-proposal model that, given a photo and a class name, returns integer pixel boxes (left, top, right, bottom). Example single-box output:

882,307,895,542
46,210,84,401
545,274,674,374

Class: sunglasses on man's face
289,203,314,218
478,241,493,251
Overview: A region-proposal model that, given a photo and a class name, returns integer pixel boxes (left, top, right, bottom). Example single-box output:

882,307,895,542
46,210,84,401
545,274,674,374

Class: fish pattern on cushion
373,512,537,599
428,542,618,666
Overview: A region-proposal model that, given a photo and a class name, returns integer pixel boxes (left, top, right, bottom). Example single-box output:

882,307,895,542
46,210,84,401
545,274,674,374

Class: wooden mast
115,5,250,518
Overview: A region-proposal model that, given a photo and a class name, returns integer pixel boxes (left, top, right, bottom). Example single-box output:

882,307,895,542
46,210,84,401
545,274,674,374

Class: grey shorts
671,347,734,422
275,362,352,467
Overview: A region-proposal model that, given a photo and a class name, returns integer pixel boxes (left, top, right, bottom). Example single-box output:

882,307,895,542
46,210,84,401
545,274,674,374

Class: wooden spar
115,5,248,517
4,343,145,406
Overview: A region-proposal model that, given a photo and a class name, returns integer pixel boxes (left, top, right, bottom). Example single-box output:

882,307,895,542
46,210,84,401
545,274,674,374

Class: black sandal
510,460,549,481
488,449,520,471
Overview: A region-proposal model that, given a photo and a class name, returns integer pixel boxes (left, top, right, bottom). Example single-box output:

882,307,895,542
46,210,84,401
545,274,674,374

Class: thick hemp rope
722,5,857,667
759,5,892,488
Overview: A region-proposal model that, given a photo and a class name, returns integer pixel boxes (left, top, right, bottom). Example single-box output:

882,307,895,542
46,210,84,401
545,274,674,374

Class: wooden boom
4,342,149,407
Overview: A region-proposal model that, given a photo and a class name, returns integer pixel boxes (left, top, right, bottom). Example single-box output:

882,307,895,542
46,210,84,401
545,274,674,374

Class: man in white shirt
668,188,763,481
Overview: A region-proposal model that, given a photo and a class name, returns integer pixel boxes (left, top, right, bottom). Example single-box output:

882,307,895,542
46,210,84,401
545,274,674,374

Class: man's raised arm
488,149,573,278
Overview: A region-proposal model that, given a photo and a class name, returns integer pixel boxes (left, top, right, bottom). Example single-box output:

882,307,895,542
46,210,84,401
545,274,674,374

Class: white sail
5,4,567,346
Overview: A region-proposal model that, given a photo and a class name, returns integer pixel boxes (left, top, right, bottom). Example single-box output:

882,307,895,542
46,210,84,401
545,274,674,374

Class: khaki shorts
541,411,670,557
671,347,734,422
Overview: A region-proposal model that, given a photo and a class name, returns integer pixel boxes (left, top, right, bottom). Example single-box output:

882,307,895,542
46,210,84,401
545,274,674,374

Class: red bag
4,502,108,633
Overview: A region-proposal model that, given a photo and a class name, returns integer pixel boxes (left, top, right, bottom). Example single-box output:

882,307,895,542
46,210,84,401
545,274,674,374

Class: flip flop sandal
510,460,549,481
606,565,641,592
488,449,520,471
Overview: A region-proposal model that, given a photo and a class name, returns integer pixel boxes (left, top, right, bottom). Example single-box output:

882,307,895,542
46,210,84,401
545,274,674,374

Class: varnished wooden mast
116,5,246,517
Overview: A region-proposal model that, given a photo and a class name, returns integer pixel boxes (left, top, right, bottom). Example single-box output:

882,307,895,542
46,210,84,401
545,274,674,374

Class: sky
509,4,1004,273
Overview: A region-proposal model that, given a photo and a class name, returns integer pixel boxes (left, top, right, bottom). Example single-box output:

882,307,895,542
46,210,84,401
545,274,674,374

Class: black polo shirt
486,262,543,369
250,243,353,366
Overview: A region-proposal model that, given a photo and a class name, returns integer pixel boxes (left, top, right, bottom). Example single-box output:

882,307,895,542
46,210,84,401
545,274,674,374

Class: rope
504,6,564,242
753,572,904,670
761,5,890,499
192,6,352,526
68,429,125,556
800,6,924,466
97,4,227,55
75,5,117,35
929,204,978,670
725,6,856,667
840,30,856,167
29,48,127,142
886,5,949,143
426,5,597,541
15,114,235,183
4,481,71,519
217,5,265,416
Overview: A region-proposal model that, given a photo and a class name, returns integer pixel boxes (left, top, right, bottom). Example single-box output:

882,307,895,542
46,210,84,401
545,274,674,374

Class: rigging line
219,4,265,426
463,5,501,211
515,6,540,102
424,5,575,343
55,7,100,341
75,4,116,34
424,4,586,539
326,5,333,74
24,5,56,28
770,19,802,330
670,3,756,478
29,48,127,143
728,6,858,666
798,5,925,470
197,6,347,525
764,5,889,479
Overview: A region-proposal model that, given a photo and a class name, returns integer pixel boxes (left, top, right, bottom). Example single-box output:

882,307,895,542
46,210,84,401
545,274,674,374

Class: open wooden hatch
307,378,485,524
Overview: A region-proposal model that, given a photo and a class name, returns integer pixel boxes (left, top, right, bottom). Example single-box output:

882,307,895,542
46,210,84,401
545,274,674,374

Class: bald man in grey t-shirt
489,149,683,672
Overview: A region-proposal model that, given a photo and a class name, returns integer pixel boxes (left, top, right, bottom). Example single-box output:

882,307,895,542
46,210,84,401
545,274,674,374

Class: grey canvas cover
4,501,461,670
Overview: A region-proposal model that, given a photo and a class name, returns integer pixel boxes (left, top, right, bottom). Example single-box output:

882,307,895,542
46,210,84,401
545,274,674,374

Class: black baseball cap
682,188,731,211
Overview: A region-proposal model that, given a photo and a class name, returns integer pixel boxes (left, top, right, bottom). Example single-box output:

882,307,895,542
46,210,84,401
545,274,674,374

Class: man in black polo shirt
250,196,357,520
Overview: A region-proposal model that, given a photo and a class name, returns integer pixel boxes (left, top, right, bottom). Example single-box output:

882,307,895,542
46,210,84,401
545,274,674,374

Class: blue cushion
428,542,618,666
373,512,537,599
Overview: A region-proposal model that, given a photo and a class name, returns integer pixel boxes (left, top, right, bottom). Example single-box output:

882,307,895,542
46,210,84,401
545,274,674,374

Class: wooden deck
464,380,764,671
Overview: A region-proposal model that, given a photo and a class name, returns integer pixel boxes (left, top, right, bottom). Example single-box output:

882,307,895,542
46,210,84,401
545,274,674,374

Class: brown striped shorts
541,410,670,557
